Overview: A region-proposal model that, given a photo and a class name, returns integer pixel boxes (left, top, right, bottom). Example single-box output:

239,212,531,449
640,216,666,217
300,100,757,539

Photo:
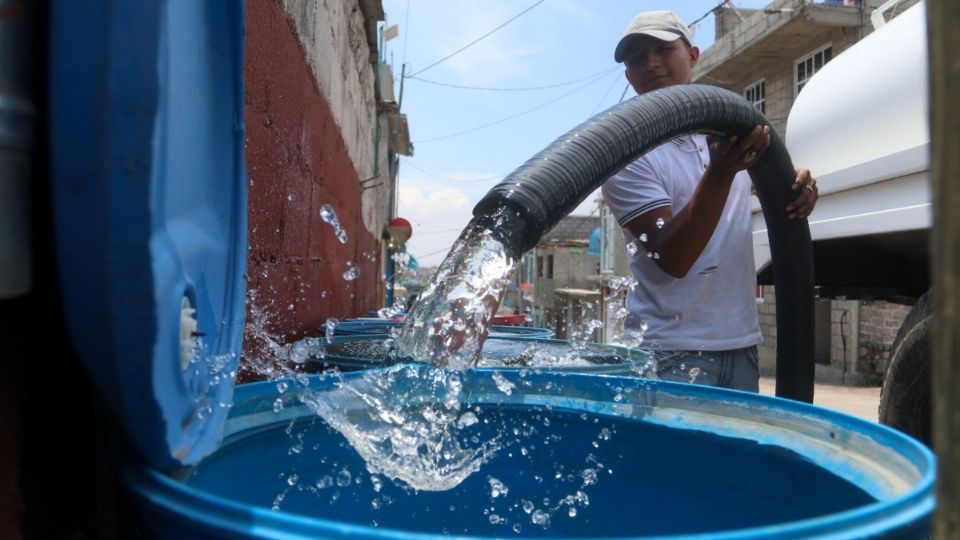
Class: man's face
622,36,699,94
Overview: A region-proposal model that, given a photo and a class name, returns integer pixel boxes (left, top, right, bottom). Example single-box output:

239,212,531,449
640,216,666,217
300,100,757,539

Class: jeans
653,346,760,392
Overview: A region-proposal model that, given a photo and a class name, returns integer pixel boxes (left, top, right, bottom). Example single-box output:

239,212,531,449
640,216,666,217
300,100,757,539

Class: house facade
518,215,602,337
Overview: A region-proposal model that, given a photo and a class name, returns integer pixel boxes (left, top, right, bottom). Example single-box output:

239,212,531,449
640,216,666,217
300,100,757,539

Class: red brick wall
243,0,382,365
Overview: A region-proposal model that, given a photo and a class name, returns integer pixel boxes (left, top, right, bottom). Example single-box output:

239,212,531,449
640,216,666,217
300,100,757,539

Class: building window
523,253,536,283
536,255,544,278
796,45,833,96
744,80,765,114
547,254,554,279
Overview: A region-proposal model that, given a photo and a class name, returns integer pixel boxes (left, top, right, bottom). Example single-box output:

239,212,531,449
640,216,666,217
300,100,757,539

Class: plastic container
295,334,645,375
128,367,935,539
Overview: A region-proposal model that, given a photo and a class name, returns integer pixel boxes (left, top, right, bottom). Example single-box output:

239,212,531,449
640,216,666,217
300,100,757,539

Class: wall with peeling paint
243,0,391,370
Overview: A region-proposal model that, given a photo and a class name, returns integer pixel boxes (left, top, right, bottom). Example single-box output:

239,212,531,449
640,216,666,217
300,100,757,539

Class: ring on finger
741,150,757,162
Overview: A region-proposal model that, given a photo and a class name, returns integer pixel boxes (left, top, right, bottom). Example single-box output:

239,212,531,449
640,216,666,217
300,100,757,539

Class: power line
414,228,465,237
689,1,727,33
588,70,627,116
413,69,613,144
407,0,547,77
413,245,456,261
403,160,502,183
408,67,619,92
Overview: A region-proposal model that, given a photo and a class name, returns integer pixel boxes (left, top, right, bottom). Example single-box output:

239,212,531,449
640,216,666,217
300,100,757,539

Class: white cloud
397,183,474,266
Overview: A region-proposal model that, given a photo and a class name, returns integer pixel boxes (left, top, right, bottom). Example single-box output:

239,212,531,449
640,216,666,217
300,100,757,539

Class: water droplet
689,367,701,382
286,473,299,486
457,412,479,428
325,318,338,340
287,194,294,202
531,510,551,527
626,242,638,256
512,524,523,533
655,218,665,229
272,398,284,413
581,468,598,486
488,477,509,498
568,507,577,517
276,381,289,394
319,203,349,244
491,372,515,395
522,500,535,514
336,468,352,487
370,475,383,492
652,252,661,260
342,262,360,281
639,233,648,242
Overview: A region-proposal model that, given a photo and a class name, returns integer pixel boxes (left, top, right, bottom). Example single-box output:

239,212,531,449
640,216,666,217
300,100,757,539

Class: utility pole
928,0,960,536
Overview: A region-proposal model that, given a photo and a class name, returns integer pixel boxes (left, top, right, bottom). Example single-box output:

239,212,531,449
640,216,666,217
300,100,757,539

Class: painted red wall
243,0,382,370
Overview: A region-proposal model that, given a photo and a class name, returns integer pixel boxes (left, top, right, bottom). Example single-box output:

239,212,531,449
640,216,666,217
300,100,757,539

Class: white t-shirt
601,134,762,351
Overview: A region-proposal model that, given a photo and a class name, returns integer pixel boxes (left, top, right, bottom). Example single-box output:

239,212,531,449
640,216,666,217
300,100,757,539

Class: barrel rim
128,368,936,540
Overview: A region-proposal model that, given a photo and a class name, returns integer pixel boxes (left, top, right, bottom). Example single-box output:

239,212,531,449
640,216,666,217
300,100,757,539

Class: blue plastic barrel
333,319,555,339
128,367,935,539
296,334,645,375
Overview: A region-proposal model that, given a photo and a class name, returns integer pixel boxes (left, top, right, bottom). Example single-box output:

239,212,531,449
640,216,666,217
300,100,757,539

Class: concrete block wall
858,300,911,376
828,299,860,380
758,286,912,385
757,286,778,374
243,0,386,370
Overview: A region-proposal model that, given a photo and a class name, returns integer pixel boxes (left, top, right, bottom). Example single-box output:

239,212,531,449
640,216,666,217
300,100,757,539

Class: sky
380,1,775,267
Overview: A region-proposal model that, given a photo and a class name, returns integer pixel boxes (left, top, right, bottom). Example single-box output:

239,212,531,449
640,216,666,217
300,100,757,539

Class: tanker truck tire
878,289,932,446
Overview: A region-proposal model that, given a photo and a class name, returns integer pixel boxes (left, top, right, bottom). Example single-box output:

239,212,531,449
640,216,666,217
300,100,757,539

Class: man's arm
623,126,770,278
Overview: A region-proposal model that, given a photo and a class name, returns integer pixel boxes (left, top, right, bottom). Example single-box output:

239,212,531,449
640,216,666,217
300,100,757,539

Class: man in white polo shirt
601,11,819,391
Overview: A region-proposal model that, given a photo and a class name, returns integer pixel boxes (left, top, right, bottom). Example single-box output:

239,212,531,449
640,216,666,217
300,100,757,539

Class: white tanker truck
752,2,932,442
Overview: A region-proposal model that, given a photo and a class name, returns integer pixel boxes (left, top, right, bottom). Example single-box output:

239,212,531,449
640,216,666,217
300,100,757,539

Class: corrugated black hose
472,84,815,402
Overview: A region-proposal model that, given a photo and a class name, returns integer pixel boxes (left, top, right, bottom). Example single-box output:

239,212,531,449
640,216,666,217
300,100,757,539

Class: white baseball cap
614,11,694,63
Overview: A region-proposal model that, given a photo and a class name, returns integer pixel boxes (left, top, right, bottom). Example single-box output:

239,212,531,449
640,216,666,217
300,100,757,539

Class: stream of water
394,221,515,369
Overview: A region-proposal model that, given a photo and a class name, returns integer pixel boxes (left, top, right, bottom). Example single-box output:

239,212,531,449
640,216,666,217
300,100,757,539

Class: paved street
759,377,881,422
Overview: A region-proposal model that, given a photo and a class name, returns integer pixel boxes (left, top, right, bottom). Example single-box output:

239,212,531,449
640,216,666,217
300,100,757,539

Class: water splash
377,299,406,320
298,365,502,491
319,203,349,244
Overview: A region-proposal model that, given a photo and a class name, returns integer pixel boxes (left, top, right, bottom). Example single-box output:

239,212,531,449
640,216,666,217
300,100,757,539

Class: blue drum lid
49,1,247,469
